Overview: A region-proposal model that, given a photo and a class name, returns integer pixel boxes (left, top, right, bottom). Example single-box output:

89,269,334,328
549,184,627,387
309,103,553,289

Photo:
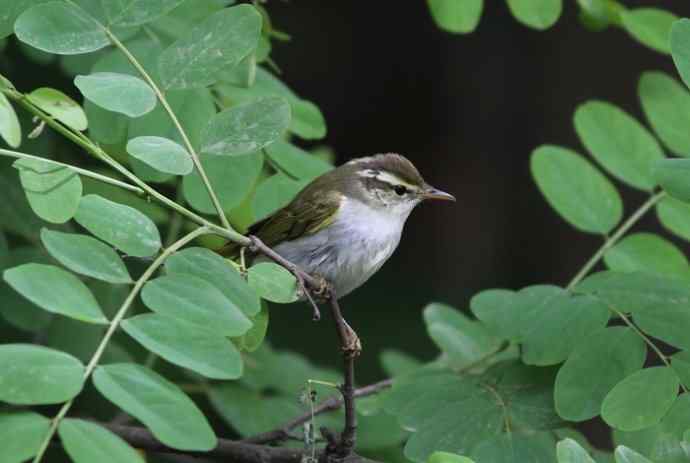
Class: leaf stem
102,27,232,232
31,226,212,463
567,191,666,289
0,148,143,194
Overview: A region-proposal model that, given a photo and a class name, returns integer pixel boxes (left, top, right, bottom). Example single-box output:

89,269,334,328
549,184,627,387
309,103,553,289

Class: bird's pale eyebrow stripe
358,170,417,190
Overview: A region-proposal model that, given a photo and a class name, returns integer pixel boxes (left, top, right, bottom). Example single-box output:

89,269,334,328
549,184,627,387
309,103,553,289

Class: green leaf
470,288,518,339
603,232,690,279
0,412,50,463
290,98,327,140
0,0,48,39
165,247,260,316
554,327,646,421
81,175,168,224
573,100,663,191
122,313,242,379
264,140,332,180
671,19,690,90
427,0,483,34
75,72,157,117
428,452,474,463
103,0,185,27
14,158,82,224
141,274,252,336
531,145,622,234
638,71,690,157
470,433,557,463
28,87,87,131
75,194,161,257
58,419,144,463
423,302,501,368
41,228,132,284
384,362,560,462
14,2,109,55
0,344,84,404
380,349,423,377
602,367,679,432
614,394,690,463
208,383,302,437
158,5,262,89
657,196,690,242
0,92,21,148
621,8,677,54
247,262,298,303
183,151,263,214
557,438,596,463
506,0,562,30
614,446,654,463
634,302,690,351
201,97,291,156
672,351,690,389
93,363,216,451
126,136,193,175
653,159,690,202
3,263,107,323
233,302,268,352
252,173,307,222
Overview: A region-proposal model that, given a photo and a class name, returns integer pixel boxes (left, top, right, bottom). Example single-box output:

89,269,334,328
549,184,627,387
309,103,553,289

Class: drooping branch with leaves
2,1,690,463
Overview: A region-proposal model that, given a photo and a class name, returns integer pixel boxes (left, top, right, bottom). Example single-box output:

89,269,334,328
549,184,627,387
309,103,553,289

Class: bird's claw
342,323,362,358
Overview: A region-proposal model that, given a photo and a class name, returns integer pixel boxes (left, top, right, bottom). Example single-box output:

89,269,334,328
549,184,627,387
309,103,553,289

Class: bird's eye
394,185,407,196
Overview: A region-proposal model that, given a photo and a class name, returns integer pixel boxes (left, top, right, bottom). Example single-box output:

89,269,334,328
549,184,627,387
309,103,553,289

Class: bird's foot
294,272,321,321
341,321,362,358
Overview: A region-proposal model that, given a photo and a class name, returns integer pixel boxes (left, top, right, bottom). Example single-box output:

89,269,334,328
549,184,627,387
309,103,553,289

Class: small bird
223,153,454,347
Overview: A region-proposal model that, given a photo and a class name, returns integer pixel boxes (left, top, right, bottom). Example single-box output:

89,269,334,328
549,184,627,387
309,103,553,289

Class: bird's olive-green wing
220,189,342,258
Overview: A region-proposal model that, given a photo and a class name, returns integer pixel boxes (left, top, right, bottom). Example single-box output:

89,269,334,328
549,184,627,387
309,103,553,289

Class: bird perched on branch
221,153,454,351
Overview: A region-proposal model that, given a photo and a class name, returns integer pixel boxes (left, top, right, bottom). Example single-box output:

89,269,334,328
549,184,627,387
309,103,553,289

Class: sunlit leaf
557,438,596,463
614,446,654,463
427,0,483,34
0,344,84,404
41,228,132,284
554,327,646,421
531,145,622,234
201,97,291,156
427,451,474,463
58,419,145,463
622,8,677,54
507,0,562,30
126,136,193,175
75,72,156,117
141,274,252,336
74,194,161,258
3,263,107,323
123,313,243,379
14,2,109,55
158,5,261,89
93,363,216,450
28,87,87,131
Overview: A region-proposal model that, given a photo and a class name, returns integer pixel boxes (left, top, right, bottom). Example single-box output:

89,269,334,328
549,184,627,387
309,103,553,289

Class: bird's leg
248,235,322,321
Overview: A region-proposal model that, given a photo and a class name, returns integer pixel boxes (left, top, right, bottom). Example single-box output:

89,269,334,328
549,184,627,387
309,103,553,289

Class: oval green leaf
252,173,307,222
141,274,252,336
602,367,679,431
122,313,243,379
428,452,475,463
28,87,87,131
58,419,145,463
653,158,690,202
74,195,161,258
671,19,690,90
507,0,562,30
126,136,193,175
158,5,262,90
555,327,646,421
622,8,677,54
3,263,107,323
247,262,298,303
104,0,185,27
41,228,132,284
14,2,108,55
657,196,690,242
574,100,663,191
92,363,216,451
201,97,291,156
75,72,156,117
0,92,21,148
165,247,261,316
264,140,333,181
639,71,690,157
0,412,51,463
427,0,483,34
14,157,82,224
603,232,689,279
557,438,596,463
0,344,84,404
614,446,654,463
531,145,622,234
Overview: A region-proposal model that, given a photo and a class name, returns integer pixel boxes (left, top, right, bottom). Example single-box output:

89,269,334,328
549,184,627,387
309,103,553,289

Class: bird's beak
422,186,456,202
